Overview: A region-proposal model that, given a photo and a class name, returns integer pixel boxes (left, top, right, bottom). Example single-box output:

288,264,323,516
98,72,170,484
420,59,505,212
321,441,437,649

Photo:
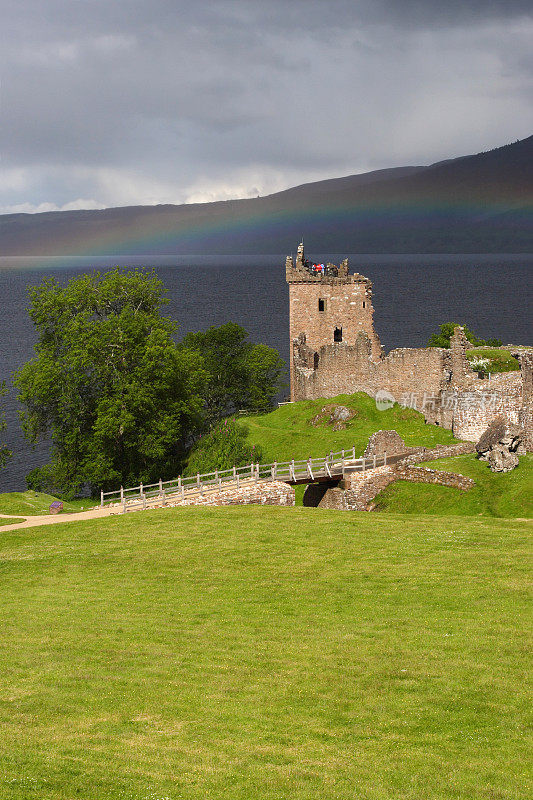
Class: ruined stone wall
293,335,450,404
516,351,533,450
451,372,523,442
335,462,475,511
400,441,476,464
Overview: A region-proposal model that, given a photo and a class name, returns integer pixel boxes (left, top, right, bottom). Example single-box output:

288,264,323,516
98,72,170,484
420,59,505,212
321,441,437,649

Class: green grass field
465,347,520,373
373,454,533,518
0,490,97,516
0,507,531,799
243,393,456,463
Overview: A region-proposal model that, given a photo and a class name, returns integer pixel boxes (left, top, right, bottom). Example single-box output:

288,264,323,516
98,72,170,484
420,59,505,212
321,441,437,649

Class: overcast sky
1,0,532,213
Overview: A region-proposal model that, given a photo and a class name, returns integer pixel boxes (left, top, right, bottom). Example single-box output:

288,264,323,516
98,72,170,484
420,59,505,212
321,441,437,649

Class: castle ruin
286,244,532,448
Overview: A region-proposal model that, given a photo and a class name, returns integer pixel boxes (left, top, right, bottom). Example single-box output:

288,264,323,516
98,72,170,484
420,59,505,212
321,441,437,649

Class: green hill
241,393,457,463
0,507,530,799
241,397,531,516
373,454,533,518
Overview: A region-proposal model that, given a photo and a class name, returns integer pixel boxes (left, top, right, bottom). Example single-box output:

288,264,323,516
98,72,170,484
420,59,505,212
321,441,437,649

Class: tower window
313,352,319,370
318,298,325,312
362,301,366,308
334,327,342,342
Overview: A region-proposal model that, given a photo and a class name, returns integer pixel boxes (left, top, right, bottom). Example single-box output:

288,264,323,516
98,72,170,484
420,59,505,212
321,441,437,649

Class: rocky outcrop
487,447,519,473
309,404,356,431
476,415,523,473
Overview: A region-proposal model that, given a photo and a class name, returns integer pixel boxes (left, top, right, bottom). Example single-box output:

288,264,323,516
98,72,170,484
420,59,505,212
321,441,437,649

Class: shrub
427,322,502,349
185,418,263,476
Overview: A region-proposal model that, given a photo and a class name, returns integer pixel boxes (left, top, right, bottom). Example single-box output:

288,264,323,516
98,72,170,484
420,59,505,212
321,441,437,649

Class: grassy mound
373,454,533,518
0,490,96,516
0,507,530,799
242,393,457,463
466,347,520,373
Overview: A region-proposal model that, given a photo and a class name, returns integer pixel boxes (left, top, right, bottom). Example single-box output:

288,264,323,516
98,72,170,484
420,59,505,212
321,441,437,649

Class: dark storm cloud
1,0,531,211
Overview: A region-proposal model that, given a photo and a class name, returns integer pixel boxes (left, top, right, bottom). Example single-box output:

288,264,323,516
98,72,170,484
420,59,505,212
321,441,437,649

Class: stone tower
286,243,382,401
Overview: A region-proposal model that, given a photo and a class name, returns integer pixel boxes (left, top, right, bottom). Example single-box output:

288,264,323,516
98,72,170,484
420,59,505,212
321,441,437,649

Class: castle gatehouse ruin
286,243,532,448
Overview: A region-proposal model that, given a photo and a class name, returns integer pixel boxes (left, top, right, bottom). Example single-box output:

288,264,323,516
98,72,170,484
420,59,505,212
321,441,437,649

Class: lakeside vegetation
11,270,283,498
1,507,531,799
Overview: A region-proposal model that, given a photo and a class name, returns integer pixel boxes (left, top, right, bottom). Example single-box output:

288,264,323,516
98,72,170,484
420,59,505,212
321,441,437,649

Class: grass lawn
373,454,533,518
0,490,97,516
0,517,25,526
465,347,520,373
242,393,457,463
0,506,531,799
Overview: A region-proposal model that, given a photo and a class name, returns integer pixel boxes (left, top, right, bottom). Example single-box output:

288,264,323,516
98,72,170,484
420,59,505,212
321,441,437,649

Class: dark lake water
0,253,532,491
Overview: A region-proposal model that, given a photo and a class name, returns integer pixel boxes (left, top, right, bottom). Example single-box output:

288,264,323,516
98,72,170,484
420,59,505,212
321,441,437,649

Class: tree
184,418,263,476
15,268,206,497
181,322,285,423
427,322,502,349
0,381,12,471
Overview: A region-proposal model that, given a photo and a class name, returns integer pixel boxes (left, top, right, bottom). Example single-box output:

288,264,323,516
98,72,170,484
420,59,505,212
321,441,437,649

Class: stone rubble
476,415,523,473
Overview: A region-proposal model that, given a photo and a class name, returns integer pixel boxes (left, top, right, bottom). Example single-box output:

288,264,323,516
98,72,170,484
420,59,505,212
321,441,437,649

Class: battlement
285,242,371,286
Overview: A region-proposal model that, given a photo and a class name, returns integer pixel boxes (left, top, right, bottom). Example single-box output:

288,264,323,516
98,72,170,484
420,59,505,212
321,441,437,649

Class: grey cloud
0,0,531,210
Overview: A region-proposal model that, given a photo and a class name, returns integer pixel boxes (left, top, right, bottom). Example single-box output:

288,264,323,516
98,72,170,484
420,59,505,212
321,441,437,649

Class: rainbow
1,167,532,265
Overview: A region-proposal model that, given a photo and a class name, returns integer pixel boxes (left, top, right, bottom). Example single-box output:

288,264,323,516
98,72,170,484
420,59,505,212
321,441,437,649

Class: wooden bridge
100,446,394,514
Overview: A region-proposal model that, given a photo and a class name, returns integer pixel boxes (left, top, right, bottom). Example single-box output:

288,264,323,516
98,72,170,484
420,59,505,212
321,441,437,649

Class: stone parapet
148,480,295,509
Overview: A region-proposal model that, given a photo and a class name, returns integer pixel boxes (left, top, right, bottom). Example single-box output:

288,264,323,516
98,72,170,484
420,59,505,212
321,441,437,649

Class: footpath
0,507,120,532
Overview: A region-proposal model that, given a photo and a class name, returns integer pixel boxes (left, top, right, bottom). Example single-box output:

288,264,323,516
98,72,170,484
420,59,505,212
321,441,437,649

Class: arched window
313,352,319,370
334,327,342,342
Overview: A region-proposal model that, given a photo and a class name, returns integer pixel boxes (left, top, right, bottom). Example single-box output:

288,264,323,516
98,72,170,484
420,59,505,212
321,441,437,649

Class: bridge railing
100,446,388,513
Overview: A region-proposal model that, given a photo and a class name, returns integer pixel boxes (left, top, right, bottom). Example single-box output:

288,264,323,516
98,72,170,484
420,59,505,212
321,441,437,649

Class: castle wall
516,352,533,450
289,281,381,357
450,373,523,442
293,336,450,405
287,246,382,400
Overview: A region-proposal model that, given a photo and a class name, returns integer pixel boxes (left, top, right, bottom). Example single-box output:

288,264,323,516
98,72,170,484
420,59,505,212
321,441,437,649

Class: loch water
0,253,532,492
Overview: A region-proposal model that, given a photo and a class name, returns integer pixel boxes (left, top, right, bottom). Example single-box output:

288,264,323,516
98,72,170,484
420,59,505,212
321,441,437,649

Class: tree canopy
427,322,502,349
181,322,285,423
15,269,206,497
0,382,12,471
14,271,284,498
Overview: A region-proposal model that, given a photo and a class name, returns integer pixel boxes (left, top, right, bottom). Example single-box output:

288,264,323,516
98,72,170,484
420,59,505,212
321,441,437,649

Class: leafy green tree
185,418,263,476
0,381,12,471
15,268,206,497
427,322,502,349
181,322,284,423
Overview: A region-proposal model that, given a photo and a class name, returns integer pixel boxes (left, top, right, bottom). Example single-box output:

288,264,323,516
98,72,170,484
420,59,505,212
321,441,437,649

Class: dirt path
0,506,121,531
